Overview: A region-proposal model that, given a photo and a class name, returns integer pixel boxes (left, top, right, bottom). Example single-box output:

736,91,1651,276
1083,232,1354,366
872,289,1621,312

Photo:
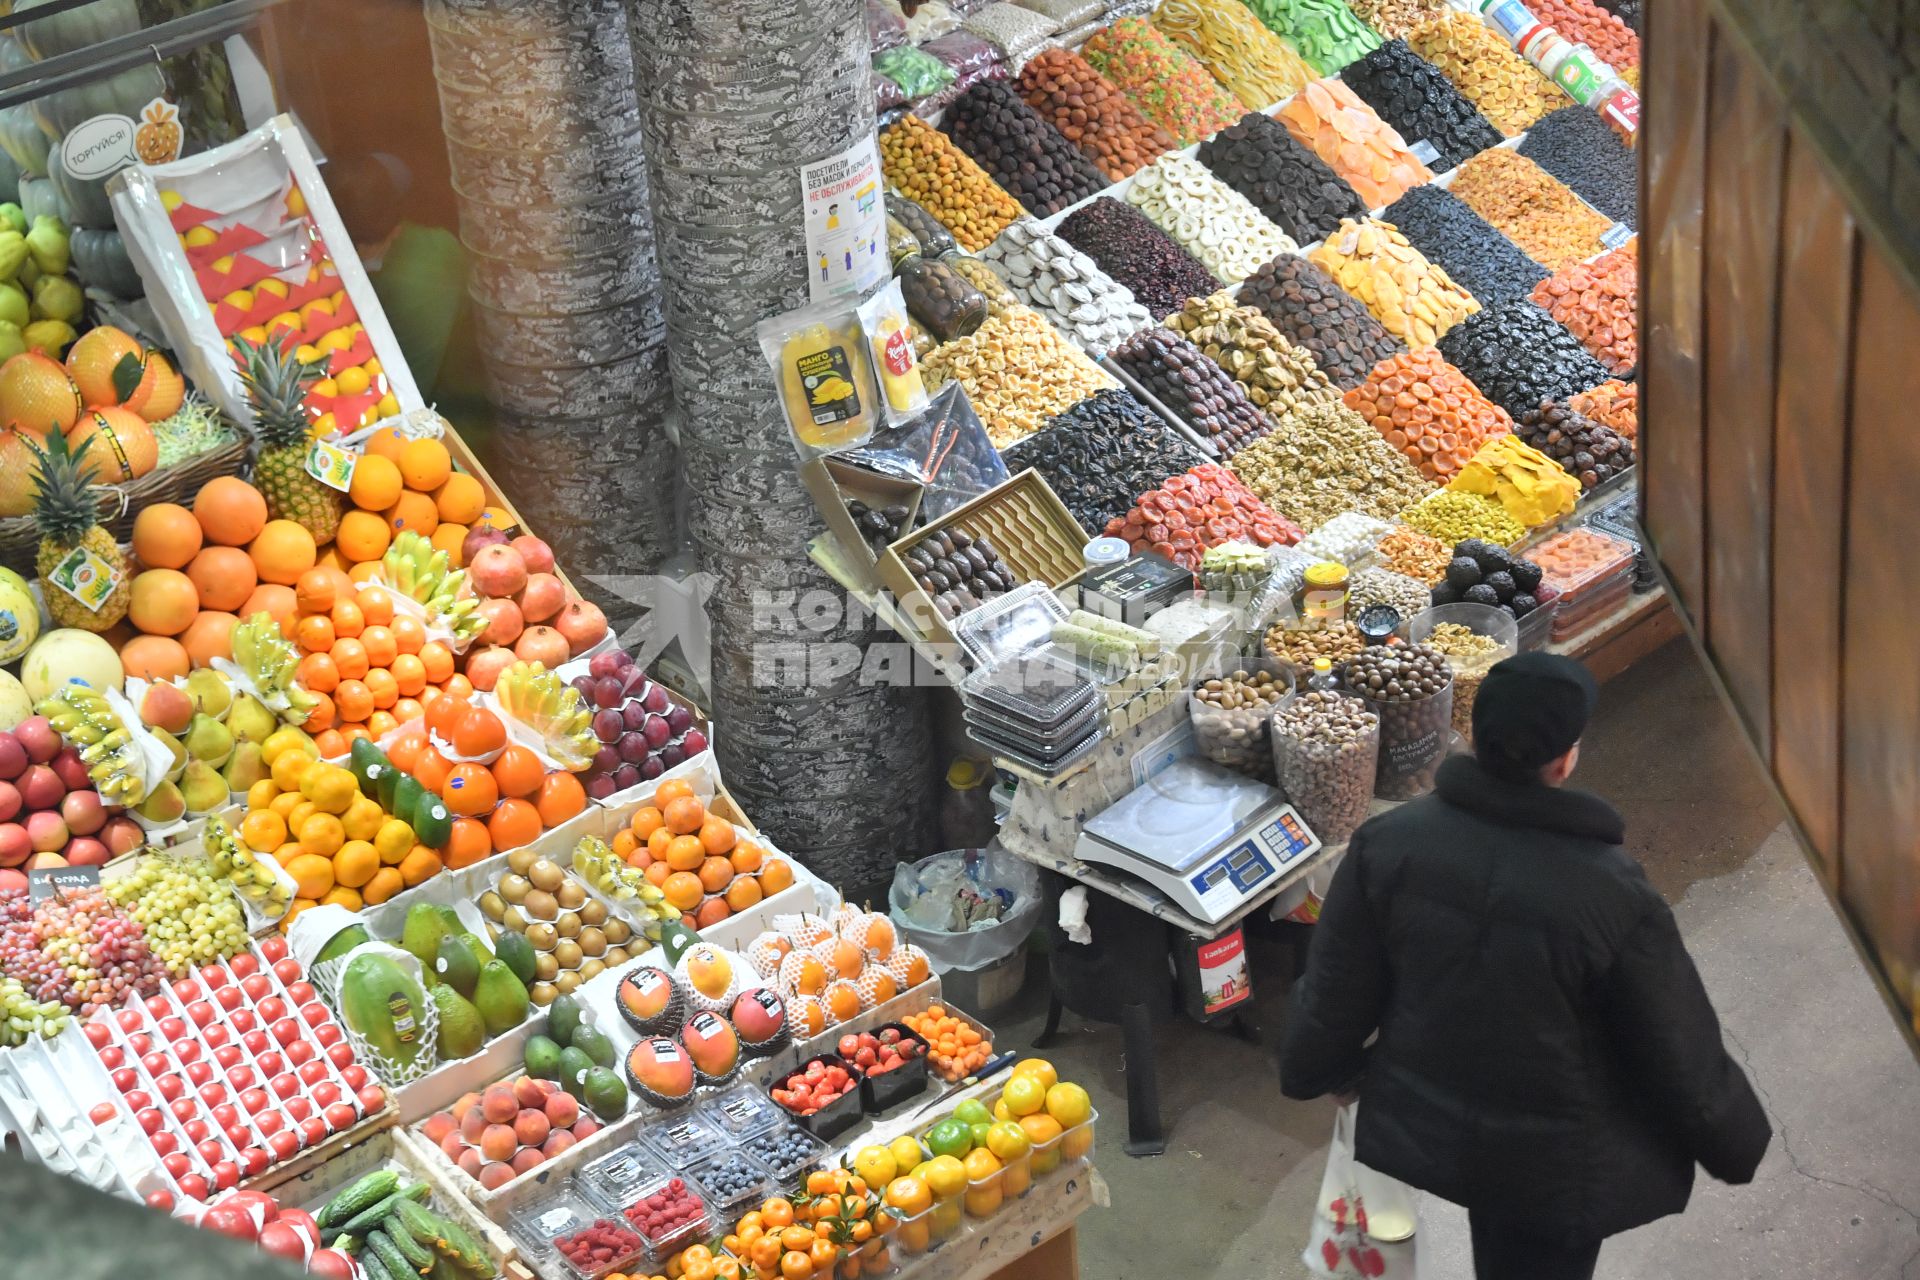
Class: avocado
558,1046,594,1099
546,993,586,1048
569,1023,614,1069
523,1033,564,1082
314,922,371,966
391,775,430,841
493,931,536,987
430,985,485,1061
434,935,479,998
401,903,454,979
658,921,701,967
411,786,452,849
582,1066,628,1121
348,737,389,801
471,959,530,1036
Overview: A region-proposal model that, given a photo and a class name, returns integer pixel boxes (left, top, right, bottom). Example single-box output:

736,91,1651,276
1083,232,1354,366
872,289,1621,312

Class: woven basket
0,438,249,578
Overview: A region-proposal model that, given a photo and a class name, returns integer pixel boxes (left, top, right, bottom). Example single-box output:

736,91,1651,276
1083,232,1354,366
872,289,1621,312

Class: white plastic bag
1305,1103,1422,1279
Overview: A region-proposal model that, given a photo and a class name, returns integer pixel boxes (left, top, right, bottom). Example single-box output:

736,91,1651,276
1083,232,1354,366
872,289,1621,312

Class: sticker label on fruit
800,135,889,303
29,864,101,906
45,545,124,612
305,439,357,491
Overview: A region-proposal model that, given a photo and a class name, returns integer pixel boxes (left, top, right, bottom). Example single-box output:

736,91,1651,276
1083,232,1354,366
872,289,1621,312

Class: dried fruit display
1448,148,1609,273
1342,348,1513,482
1275,77,1431,210
1407,14,1566,137
1102,464,1302,572
1518,105,1640,226
1309,217,1480,349
1081,16,1242,145
1016,47,1175,181
1150,0,1316,110
1530,241,1637,375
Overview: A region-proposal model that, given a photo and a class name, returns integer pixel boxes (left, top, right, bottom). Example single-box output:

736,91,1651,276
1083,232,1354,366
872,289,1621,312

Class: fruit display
417,1075,609,1193
900,1005,993,1083
477,846,639,1005
309,1168,495,1278
0,712,136,875
172,1184,359,1275
567,648,707,796
493,659,597,771
913,1058,1094,1219
26,424,131,631
713,1166,899,1280
1,881,164,1017
1427,538,1552,622
103,852,252,974
600,779,793,932
745,906,929,1043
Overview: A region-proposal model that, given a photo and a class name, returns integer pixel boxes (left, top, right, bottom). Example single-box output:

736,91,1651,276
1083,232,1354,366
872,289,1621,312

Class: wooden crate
799,455,927,593
877,469,1088,648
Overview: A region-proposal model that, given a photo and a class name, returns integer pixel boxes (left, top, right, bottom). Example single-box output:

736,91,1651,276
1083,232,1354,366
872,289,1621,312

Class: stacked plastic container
1528,526,1637,640
422,0,676,621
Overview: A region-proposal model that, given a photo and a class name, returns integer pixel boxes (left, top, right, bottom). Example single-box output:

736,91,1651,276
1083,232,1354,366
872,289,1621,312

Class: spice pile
1015,47,1175,181
1056,196,1219,320
1529,241,1636,375
1449,149,1609,272
1309,217,1481,348
1518,106,1639,226
1002,387,1209,531
1437,300,1610,420
1109,327,1279,455
1165,294,1340,420
1407,15,1565,136
918,304,1118,447
941,80,1108,217
1380,185,1547,308
1081,17,1243,145
1124,154,1298,285
1228,400,1434,530
978,218,1153,356
1241,0,1383,74
1339,40,1504,174
1151,0,1317,110
1103,464,1303,570
878,114,1023,250
1238,255,1403,391
1197,112,1367,245
1276,78,1432,210
1341,347,1513,482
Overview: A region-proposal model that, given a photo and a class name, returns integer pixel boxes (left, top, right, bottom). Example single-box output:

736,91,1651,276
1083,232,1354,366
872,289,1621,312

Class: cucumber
340,1183,430,1237
368,1229,419,1280
387,1219,437,1273
392,1197,445,1248
395,1200,491,1276
437,1216,494,1277
317,1169,401,1230
358,1246,400,1280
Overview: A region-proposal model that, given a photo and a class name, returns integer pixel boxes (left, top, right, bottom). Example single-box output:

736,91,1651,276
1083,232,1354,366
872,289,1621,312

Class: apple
312,1022,342,1046
229,954,258,980
240,974,272,1002
271,1017,300,1046
284,1098,312,1123
211,1160,239,1191
145,1189,175,1212
187,1000,215,1027
158,1015,187,1041
124,1089,151,1111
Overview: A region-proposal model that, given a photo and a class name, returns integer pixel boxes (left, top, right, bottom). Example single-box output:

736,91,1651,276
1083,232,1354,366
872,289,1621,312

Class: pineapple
28,428,130,631
235,335,339,542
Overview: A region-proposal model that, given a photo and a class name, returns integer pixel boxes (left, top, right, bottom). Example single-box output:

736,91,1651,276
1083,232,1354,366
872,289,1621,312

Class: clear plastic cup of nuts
1271,689,1380,847
1189,662,1296,783
1343,642,1455,800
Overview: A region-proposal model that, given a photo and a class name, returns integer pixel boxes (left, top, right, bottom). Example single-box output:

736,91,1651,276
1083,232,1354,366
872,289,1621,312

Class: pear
183,713,234,768
226,694,276,745
184,669,232,720
139,682,194,735
137,780,186,824
222,742,267,792
150,727,187,780
180,760,229,814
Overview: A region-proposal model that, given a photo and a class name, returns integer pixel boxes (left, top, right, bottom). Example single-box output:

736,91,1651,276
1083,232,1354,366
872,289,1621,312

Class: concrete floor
995,640,1920,1279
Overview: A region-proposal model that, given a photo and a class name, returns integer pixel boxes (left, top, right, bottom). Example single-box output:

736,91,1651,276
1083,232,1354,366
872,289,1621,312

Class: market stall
0,0,1651,1276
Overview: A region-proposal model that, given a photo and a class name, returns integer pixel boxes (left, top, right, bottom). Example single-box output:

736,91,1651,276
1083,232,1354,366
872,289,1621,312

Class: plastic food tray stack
1529,526,1636,640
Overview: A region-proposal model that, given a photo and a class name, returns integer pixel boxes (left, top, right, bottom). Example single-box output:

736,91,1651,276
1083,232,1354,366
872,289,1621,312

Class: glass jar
1297,562,1351,629
897,254,988,343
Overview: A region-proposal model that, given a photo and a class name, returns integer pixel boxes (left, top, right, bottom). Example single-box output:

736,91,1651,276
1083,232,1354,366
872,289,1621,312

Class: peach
420,1112,457,1146
479,1122,517,1163
511,1077,546,1110
26,810,67,853
477,1161,514,1190
540,1130,575,1159
439,1129,466,1161
459,1104,488,1144
510,1147,545,1174
512,1109,550,1148
456,1148,483,1179
541,1091,579,1128
101,816,144,856
481,1083,518,1123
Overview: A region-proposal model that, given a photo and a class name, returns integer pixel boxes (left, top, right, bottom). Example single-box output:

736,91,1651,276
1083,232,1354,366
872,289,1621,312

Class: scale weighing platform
1073,757,1321,926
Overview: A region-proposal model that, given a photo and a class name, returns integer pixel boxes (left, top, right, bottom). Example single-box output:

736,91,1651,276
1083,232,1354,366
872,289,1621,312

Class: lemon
256,277,289,299
294,343,323,364
376,393,400,419
311,377,338,399
319,328,354,353
223,289,254,313
160,190,184,211
238,325,268,345
335,365,371,397
1044,1081,1091,1129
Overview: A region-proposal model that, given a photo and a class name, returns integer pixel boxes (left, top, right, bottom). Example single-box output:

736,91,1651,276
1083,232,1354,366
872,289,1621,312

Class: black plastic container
859,1024,933,1114
768,1054,867,1142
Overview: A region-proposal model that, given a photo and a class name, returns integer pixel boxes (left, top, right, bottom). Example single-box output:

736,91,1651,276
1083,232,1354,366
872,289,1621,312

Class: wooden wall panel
1768,137,1856,876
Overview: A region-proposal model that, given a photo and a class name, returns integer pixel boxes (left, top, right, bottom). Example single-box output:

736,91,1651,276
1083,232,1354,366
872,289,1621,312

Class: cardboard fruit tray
799,456,928,594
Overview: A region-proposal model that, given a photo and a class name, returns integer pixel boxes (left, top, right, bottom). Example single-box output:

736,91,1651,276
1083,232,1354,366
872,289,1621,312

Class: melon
0,565,36,663
0,670,29,729
19,627,122,701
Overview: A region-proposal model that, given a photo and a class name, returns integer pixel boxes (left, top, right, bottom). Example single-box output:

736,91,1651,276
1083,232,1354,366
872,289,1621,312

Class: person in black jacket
1280,652,1771,1280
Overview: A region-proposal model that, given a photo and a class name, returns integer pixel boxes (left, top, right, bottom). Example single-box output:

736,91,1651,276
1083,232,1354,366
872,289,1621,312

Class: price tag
1408,139,1441,166
45,545,124,612
305,440,358,491
1600,223,1634,250
30,865,101,906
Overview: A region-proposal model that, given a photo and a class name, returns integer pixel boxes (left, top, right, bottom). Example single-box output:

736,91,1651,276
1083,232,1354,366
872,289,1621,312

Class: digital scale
1073,757,1322,925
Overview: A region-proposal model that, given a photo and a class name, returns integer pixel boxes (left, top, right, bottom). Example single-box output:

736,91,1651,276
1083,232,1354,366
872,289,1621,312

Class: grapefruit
0,428,37,516
68,409,158,482
0,353,81,437
125,353,185,423
64,326,143,408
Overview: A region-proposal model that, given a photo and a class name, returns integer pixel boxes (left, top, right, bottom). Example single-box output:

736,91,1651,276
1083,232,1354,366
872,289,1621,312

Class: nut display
1529,240,1637,375
1309,217,1481,349
1109,326,1279,455
1448,149,1609,273
1428,538,1549,618
1341,347,1514,482
979,217,1154,357
1339,40,1504,174
1236,254,1403,390
1376,525,1453,583
1421,620,1508,741
1515,400,1635,491
1264,620,1365,670
940,80,1109,217
1081,16,1243,145
844,499,914,560
1450,433,1582,525
1526,0,1640,69
1124,154,1299,286
1407,14,1565,137
1271,690,1380,846
1197,112,1368,246
1295,511,1394,566
1276,77,1432,210
1343,642,1453,799
1401,488,1527,545
1347,565,1430,619
1228,400,1435,530
1002,387,1209,531
1567,379,1638,440
878,114,1024,251
1241,0,1383,74
901,525,1017,620
1103,463,1303,572
898,255,991,343
1150,0,1317,110
1342,0,1448,40
1016,47,1176,182
1379,184,1547,308
1056,196,1220,321
918,304,1118,448
1191,668,1294,782
945,253,1021,316
1436,300,1611,420
1164,294,1340,419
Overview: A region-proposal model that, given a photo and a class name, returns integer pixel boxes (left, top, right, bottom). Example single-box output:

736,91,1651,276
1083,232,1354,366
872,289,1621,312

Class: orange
663,796,706,836
698,856,733,894
389,614,425,656
418,641,454,683
181,545,254,613
362,425,407,462
330,637,369,680
119,635,189,681
475,505,513,533
297,812,345,858
443,763,498,817
194,476,268,546
728,839,763,876
665,835,707,872
131,503,203,569
647,826,672,860
181,611,238,667
335,509,390,562
490,745,544,798
397,844,442,886
332,840,377,888
662,871,704,912
295,613,335,654
644,861,672,887
433,471,485,524
759,858,795,896
346,452,402,511
363,667,398,709
389,652,427,697
488,798,542,849
239,810,286,853
430,522,468,565
356,585,394,627
311,728,346,758
293,567,338,614
241,583,298,636
629,806,665,840
442,820,491,869
384,490,437,537
698,817,736,856
534,772,586,826
128,569,198,637
654,778,696,806
724,877,763,913
297,651,339,693
333,678,373,725
301,690,336,732
413,748,453,796
319,885,363,912
330,598,364,639
249,519,317,585
399,437,451,491
362,867,404,904
284,852,333,899
359,624,398,669
444,674,474,702
347,560,383,584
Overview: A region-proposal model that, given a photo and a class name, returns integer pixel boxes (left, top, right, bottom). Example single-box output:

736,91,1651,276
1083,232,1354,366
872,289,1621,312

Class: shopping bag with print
1303,1102,1422,1279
